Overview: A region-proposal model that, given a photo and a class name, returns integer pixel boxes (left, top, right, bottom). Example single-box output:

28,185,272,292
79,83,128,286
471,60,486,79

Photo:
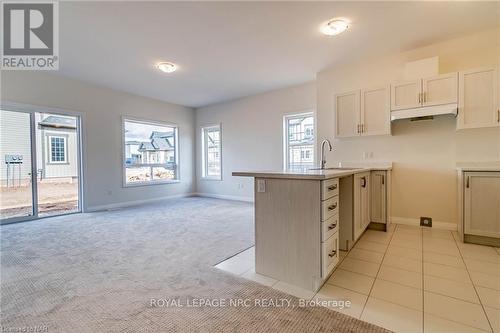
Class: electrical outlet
257,179,266,193
420,217,432,227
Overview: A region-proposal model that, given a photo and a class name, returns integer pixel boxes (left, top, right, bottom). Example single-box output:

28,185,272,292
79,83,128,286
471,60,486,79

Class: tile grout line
358,224,398,320
452,234,495,333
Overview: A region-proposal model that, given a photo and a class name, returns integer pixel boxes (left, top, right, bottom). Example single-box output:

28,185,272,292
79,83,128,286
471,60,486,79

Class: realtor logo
1,1,59,70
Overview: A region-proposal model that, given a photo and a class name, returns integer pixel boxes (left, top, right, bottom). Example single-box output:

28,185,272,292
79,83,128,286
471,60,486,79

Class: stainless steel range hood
391,103,458,121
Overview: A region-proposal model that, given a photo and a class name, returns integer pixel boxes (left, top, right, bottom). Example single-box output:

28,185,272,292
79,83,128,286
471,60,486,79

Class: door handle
497,110,499,123
466,176,470,189
361,177,366,188
382,174,385,185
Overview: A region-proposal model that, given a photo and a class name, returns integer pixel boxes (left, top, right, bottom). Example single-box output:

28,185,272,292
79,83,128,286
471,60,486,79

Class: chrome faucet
320,139,333,169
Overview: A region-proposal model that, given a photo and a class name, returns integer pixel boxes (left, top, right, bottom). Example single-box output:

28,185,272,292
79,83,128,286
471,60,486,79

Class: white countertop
456,161,500,172
233,162,392,180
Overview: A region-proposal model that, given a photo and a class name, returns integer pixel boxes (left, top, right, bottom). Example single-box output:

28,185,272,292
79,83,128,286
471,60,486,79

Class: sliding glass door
0,108,82,224
0,110,34,220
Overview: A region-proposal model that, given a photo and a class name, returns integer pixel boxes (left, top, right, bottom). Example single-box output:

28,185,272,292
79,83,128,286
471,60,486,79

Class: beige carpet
1,197,391,332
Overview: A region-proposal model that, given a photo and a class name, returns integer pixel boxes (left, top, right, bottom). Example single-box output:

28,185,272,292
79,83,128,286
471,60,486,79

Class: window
202,124,222,179
123,118,179,185
284,112,315,169
49,136,67,163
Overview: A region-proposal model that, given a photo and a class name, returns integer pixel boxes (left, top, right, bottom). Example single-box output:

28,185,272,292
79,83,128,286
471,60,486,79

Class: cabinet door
464,172,500,238
361,173,371,229
361,86,391,136
423,73,458,107
391,80,422,111
371,171,386,224
354,172,370,240
335,90,360,138
458,68,499,129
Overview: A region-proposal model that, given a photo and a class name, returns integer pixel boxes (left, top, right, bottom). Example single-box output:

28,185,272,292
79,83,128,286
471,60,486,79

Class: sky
124,121,175,142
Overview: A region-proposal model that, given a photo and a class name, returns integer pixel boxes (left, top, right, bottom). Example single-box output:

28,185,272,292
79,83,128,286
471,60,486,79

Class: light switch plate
257,179,266,193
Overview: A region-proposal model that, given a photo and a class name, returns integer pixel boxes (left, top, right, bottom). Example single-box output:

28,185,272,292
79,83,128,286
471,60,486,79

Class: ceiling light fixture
157,62,177,73
320,18,349,36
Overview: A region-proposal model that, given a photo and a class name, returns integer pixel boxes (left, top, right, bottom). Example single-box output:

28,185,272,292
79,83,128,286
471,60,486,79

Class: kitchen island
233,164,391,292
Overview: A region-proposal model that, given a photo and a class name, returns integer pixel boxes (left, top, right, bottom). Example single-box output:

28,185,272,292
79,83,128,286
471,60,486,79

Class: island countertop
233,162,392,180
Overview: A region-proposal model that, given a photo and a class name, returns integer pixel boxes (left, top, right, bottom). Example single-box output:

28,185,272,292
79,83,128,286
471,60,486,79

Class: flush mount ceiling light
320,18,349,36
157,62,177,73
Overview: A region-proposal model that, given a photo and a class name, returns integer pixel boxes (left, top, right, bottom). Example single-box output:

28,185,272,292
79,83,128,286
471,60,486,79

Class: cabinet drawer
322,215,339,242
321,195,339,221
322,231,339,278
322,178,339,200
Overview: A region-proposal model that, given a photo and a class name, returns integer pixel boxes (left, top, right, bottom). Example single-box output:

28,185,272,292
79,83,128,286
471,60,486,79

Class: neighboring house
288,116,314,167
36,114,78,181
0,112,78,186
125,131,176,166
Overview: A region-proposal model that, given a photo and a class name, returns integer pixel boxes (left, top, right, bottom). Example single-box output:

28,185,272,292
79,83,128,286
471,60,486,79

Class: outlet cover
257,179,266,193
420,217,432,227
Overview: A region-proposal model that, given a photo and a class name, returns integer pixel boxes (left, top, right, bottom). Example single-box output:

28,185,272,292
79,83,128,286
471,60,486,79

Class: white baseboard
86,193,193,212
193,192,254,203
391,216,457,231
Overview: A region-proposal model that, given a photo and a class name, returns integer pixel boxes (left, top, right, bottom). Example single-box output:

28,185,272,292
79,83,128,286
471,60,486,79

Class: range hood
391,103,458,121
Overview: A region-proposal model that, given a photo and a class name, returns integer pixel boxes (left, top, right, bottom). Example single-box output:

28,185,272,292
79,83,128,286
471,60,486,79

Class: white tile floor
215,224,500,333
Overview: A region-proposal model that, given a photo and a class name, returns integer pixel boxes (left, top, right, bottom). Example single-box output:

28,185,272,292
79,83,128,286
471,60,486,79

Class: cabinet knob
328,250,337,258
328,223,337,230
328,203,337,211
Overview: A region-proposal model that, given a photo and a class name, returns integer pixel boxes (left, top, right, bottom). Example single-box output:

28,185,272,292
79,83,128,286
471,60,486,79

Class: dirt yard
0,182,79,219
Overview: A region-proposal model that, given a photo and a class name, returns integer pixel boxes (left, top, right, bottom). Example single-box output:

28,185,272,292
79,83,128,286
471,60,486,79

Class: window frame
201,123,222,181
283,111,316,170
47,135,68,164
122,117,180,187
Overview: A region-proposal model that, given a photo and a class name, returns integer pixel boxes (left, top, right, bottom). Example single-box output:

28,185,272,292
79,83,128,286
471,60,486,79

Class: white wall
317,28,500,225
1,71,195,211
195,82,316,200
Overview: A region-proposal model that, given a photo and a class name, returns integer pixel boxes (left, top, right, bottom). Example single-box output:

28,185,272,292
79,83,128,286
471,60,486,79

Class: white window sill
123,179,180,188
201,176,222,181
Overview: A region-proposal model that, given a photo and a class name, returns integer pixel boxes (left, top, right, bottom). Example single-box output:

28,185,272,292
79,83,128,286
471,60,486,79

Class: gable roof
39,116,77,129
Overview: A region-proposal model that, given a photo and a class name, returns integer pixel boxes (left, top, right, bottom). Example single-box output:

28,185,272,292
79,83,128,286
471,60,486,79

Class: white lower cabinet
320,178,340,279
464,171,500,239
321,231,339,278
370,170,391,230
354,172,370,241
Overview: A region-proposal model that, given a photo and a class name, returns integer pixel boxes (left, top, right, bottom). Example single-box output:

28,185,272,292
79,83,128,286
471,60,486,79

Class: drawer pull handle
327,184,337,191
328,223,337,230
328,250,337,258
328,203,337,211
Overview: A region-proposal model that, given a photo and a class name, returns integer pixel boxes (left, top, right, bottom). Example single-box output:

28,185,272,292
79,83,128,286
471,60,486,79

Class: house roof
39,116,77,129
150,131,174,139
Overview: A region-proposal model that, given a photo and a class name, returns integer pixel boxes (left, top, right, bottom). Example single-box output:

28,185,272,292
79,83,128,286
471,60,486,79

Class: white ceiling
58,1,499,108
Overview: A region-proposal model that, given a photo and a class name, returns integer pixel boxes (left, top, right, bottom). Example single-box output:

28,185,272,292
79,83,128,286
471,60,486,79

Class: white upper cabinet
335,87,390,138
390,80,421,111
423,73,458,107
361,86,391,136
391,73,458,112
335,90,360,138
457,67,499,129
